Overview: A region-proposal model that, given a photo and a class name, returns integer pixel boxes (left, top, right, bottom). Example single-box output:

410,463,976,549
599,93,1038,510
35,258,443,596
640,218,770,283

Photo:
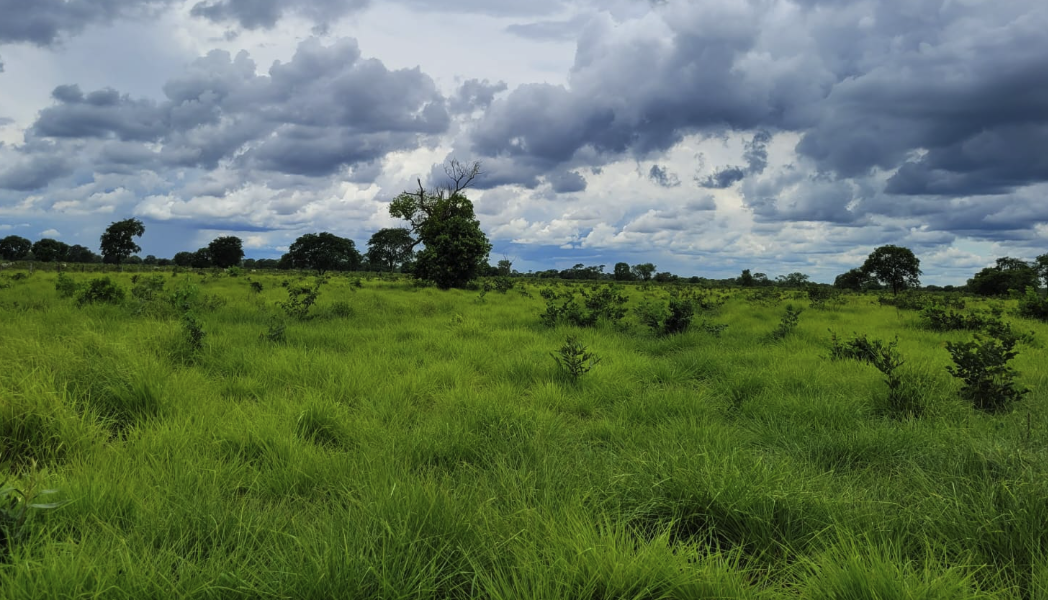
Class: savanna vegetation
2,263,1048,599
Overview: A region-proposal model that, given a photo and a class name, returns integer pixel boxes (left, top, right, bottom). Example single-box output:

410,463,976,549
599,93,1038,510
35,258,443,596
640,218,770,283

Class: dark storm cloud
0,0,176,45
3,38,448,190
648,164,680,188
0,151,73,191
743,130,770,175
189,0,368,30
699,167,744,190
548,170,587,193
449,79,508,114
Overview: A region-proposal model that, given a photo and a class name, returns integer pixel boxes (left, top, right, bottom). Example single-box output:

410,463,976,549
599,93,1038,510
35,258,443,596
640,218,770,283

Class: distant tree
737,269,754,287
157,258,172,267
834,268,870,291
1035,253,1048,288
862,245,921,295
776,272,810,287
32,238,70,263
66,245,100,264
390,160,491,289
632,263,656,282
255,258,280,269
125,255,143,265
653,271,677,283
143,255,158,266
968,257,1040,296
752,272,770,286
100,218,145,267
287,232,361,274
496,258,513,276
365,228,414,272
190,248,212,269
0,235,32,261
208,236,244,268
173,251,194,267
613,262,634,281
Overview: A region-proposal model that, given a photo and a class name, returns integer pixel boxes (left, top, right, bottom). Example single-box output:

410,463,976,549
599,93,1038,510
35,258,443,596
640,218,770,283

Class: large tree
100,218,145,266
173,251,195,267
861,245,921,295
0,235,32,261
631,263,656,281
66,244,100,264
613,262,634,281
834,268,870,291
208,236,244,269
31,238,70,263
389,160,491,289
286,232,361,273
967,257,1040,296
365,228,414,272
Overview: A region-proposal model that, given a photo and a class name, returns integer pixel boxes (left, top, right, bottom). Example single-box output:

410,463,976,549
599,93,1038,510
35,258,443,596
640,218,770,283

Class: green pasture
1,268,1047,598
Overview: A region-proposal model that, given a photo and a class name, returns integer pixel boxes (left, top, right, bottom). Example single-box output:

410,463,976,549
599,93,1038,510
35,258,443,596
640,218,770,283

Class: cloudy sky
1,0,1046,283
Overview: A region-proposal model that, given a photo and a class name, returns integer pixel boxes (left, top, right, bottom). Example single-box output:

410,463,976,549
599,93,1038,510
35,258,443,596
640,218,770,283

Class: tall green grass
1,270,1046,598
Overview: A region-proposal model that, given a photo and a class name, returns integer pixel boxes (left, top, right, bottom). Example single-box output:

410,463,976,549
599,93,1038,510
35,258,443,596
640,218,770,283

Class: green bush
946,333,1028,414
1017,287,1048,322
550,335,602,384
75,277,125,307
54,273,79,299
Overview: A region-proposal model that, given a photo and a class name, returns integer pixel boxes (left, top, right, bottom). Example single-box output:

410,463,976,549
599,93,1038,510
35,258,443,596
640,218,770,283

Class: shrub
55,273,79,298
540,285,629,328
771,304,803,340
249,281,264,294
828,331,887,365
946,334,1028,414
75,277,125,307
550,335,602,384
1,461,67,562
807,286,844,309
260,317,287,344
1017,287,1048,322
181,312,206,351
638,297,694,336
870,337,917,417
131,274,166,301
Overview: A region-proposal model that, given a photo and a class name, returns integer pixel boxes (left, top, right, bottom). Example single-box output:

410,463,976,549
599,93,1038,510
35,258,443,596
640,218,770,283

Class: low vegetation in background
0,269,1047,599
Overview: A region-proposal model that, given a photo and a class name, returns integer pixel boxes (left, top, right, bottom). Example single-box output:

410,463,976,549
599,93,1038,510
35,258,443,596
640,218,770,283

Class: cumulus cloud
648,164,680,188
548,170,587,193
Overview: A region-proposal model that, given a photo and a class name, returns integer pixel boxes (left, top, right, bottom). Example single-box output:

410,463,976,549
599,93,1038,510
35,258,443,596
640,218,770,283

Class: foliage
286,232,361,274
807,285,844,309
613,262,634,281
833,268,871,291
946,334,1028,413
776,272,810,287
99,218,145,266
0,236,32,261
366,228,415,272
65,244,99,264
249,281,264,294
131,275,166,301
631,263,656,282
280,284,321,320
541,285,629,328
1,460,67,562
54,273,79,299
208,236,244,269
737,269,754,287
260,316,287,343
967,257,1040,296
771,304,803,339
397,194,491,289
828,331,887,365
638,297,694,336
550,336,601,383
75,277,125,307
1017,287,1048,322
31,238,69,263
870,337,915,417
862,245,921,295
180,312,206,351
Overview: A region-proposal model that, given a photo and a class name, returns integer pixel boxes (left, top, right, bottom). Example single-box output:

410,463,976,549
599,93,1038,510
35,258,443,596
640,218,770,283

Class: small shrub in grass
131,274,165,301
541,285,629,328
828,331,886,364
1,460,67,562
1018,287,1048,322
75,276,125,307
638,297,694,336
870,337,919,417
699,321,728,337
771,304,803,340
946,333,1028,413
11,272,27,282
280,284,320,320
492,276,514,293
260,316,287,343
330,300,353,318
54,273,79,298
181,312,206,351
249,281,263,294
551,335,602,383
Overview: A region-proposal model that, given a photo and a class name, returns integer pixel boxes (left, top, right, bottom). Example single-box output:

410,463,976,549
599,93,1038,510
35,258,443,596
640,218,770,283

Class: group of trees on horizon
3,161,1047,295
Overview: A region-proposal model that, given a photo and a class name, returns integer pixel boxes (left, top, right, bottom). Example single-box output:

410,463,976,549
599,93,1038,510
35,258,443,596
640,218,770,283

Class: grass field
2,268,1048,598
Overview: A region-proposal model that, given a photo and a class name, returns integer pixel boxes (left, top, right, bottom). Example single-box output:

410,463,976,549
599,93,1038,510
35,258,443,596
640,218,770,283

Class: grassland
2,267,1047,599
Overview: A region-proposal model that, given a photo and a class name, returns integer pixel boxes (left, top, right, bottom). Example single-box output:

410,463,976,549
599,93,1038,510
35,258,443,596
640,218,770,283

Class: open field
2,269,1048,598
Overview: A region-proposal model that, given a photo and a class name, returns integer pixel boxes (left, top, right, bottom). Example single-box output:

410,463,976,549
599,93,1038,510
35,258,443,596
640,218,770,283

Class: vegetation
862,244,922,295
99,218,145,267
1,269,1048,598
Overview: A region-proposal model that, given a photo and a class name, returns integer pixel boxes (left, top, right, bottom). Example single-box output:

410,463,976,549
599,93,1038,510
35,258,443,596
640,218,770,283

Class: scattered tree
389,160,491,289
31,238,69,263
738,269,754,287
365,228,414,272
0,235,32,261
834,268,870,291
190,248,212,269
968,257,1040,296
632,263,656,282
776,272,810,287
208,236,245,269
862,245,921,295
65,245,99,264
286,232,361,274
496,258,513,277
99,218,145,267
173,252,195,267
1037,253,1048,288
613,262,634,281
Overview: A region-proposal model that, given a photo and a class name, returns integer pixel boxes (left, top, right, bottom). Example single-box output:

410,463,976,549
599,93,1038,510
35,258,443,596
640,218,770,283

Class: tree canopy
366,228,414,272
632,263,656,281
32,238,69,263
861,245,921,295
967,257,1040,296
100,218,145,266
389,160,491,289
208,236,245,269
285,232,361,273
0,235,32,261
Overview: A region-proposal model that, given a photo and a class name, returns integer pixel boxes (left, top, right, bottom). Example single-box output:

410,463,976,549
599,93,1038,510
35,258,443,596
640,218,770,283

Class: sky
0,0,1046,284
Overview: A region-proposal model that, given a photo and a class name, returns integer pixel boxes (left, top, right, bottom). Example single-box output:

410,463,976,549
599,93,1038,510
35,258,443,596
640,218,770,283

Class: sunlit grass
1,268,1046,598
